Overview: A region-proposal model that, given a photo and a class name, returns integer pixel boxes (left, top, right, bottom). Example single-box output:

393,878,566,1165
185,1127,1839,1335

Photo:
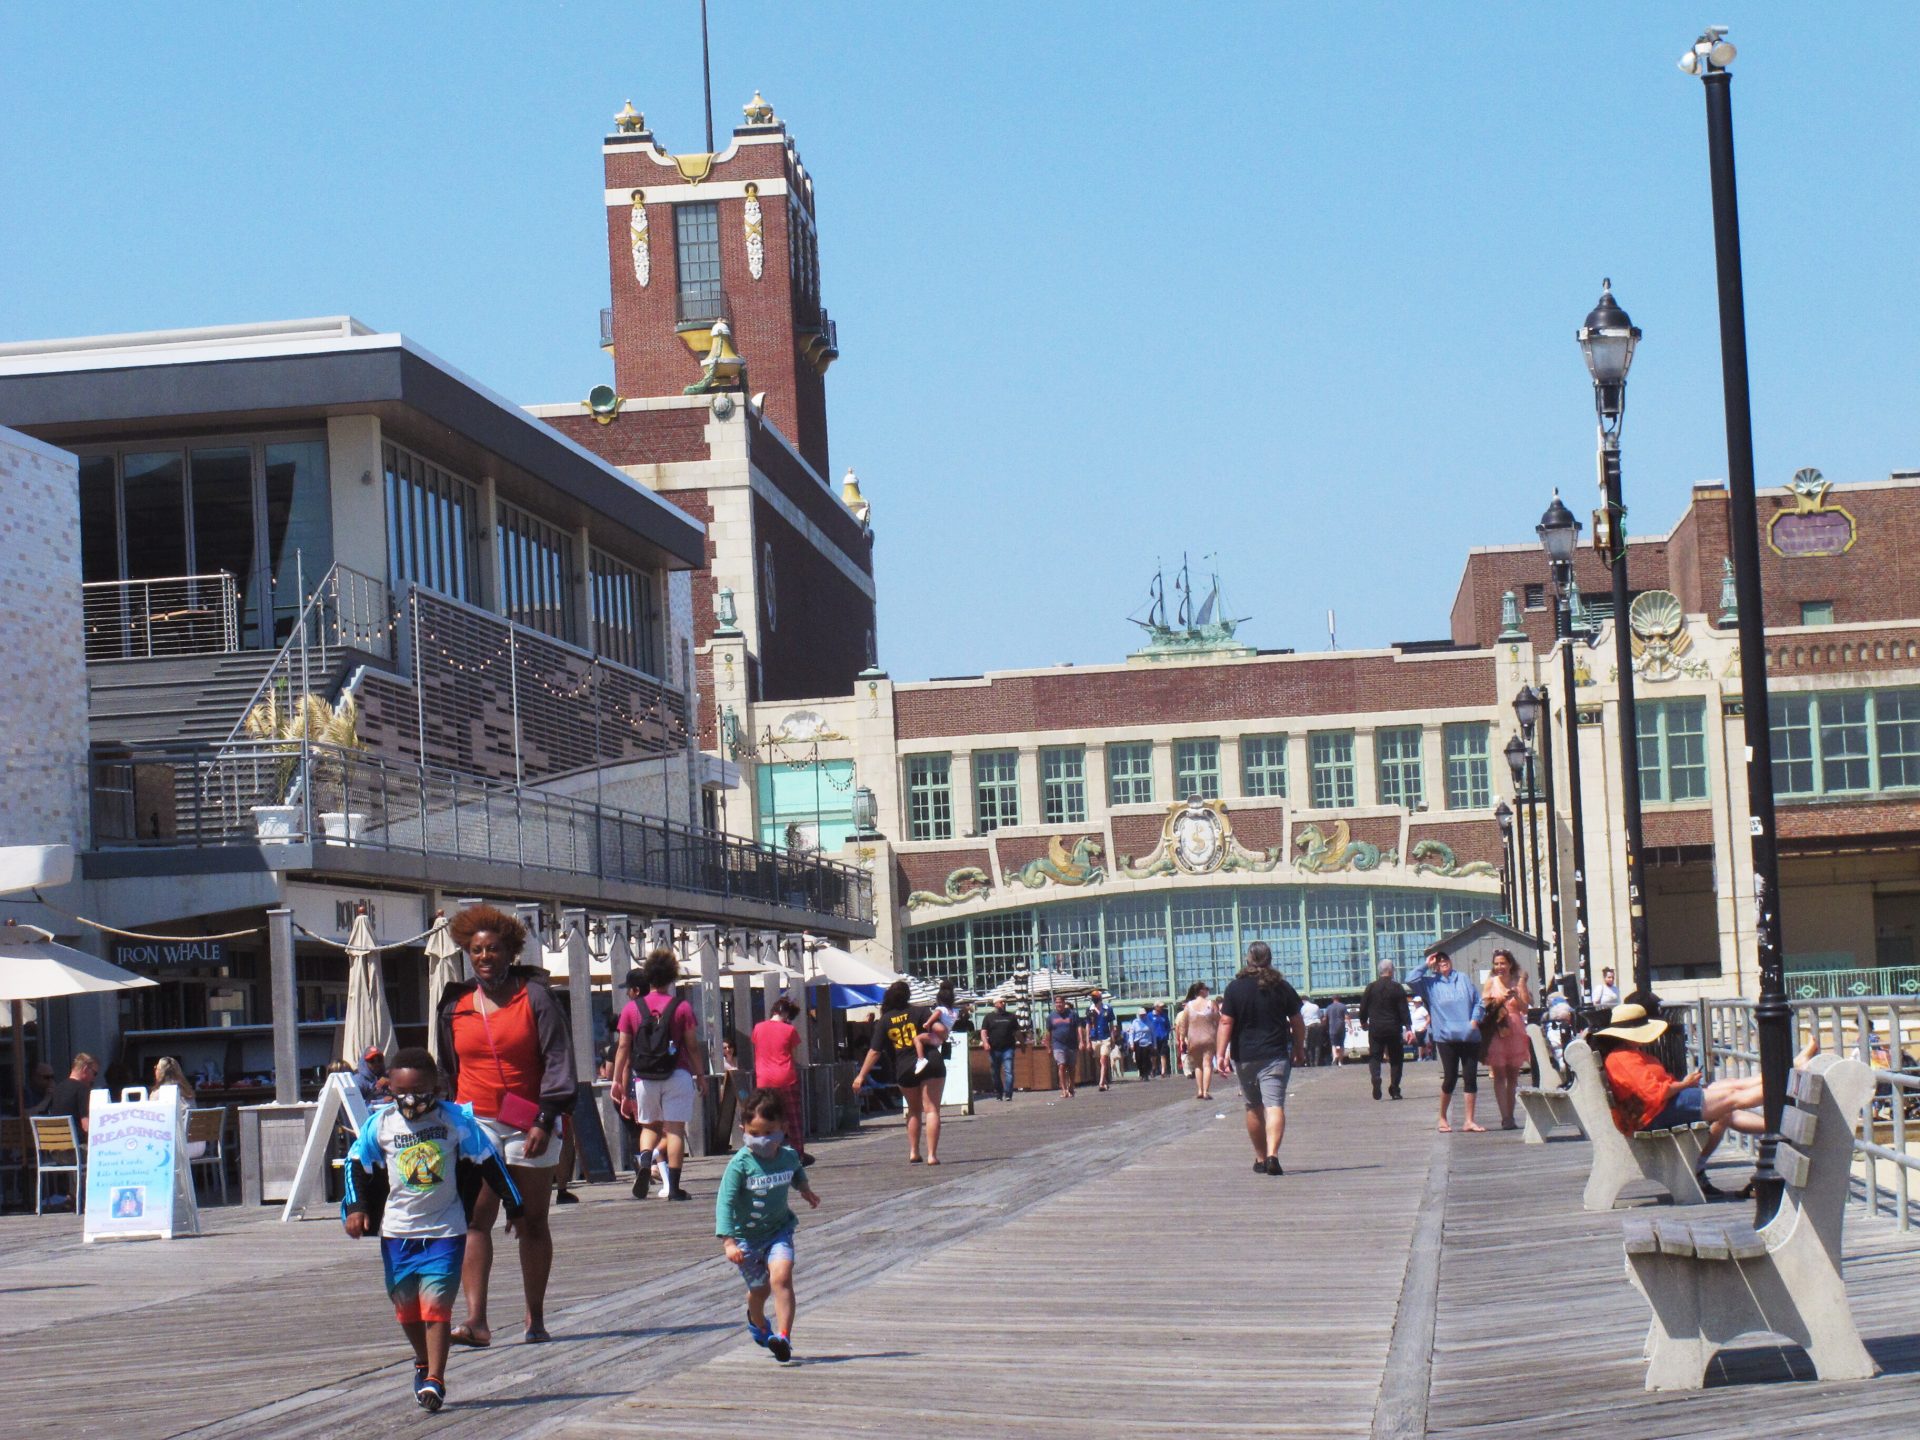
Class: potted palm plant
243,687,366,841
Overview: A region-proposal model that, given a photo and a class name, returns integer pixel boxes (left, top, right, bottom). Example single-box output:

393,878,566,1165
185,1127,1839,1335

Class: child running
343,1046,524,1412
716,1088,821,1364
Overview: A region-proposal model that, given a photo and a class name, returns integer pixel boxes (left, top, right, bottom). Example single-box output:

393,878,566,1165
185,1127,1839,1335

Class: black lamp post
1538,492,1595,1000
1515,683,1564,987
1505,733,1545,951
1496,799,1516,926
1577,279,1656,1008
1682,27,1791,1227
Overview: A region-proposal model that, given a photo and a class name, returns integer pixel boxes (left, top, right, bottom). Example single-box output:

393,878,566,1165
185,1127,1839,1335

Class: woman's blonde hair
153,1055,194,1098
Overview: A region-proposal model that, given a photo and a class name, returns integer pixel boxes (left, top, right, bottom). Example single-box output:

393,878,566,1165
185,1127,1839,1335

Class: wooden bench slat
1722,1224,1768,1260
1623,1218,1660,1254
1653,1219,1697,1257
1788,1067,1825,1104
1687,1222,1732,1260
1780,1105,1818,1145
1776,1143,1812,1189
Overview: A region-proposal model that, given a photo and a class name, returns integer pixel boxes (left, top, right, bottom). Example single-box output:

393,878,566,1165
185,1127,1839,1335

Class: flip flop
524,1325,552,1344
449,1324,491,1349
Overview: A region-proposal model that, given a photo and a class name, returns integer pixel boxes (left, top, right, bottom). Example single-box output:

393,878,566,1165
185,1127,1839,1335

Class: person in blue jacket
1410,951,1486,1133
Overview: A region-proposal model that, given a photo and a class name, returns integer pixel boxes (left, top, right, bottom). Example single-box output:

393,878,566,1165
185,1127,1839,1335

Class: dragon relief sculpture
906,866,991,910
1295,821,1398,874
1005,835,1106,890
1409,838,1499,879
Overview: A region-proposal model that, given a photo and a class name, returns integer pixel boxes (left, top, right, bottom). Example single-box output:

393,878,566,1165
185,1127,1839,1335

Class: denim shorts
734,1223,796,1290
1237,1056,1292,1111
1649,1084,1705,1130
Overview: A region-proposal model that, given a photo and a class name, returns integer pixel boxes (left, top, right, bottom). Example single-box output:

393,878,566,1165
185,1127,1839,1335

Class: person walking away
1216,942,1307,1176
1324,996,1349,1067
343,1046,524,1413
1298,996,1323,1068
613,949,708,1202
1176,982,1221,1100
1149,1003,1173,1077
1593,1004,1820,1197
850,980,947,1162
981,997,1020,1102
1082,989,1118,1090
752,997,811,1164
1480,950,1533,1130
1359,961,1412,1100
717,1088,820,1364
1410,951,1484,1133
1047,998,1081,1097
437,904,575,1347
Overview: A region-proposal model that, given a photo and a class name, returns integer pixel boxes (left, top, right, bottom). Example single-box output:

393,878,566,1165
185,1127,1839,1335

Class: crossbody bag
473,987,545,1132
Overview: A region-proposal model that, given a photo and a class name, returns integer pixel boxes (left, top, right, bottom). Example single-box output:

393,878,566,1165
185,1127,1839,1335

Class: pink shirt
618,992,698,1074
752,1018,802,1088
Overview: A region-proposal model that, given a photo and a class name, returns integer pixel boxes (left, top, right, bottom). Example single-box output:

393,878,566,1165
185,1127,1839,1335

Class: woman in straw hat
1592,1002,1817,1197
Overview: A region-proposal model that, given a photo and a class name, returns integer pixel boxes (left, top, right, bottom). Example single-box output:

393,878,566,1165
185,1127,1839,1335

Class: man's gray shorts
1237,1056,1292,1111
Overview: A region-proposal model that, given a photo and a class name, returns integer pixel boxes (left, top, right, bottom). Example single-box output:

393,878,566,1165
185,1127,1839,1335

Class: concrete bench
1564,1039,1710,1210
1517,1022,1584,1144
1622,1054,1875,1391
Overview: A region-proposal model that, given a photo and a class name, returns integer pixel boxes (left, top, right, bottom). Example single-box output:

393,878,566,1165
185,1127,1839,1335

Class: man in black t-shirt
1216,944,1306,1176
981,998,1021,1102
850,983,948,1163
37,1052,100,1135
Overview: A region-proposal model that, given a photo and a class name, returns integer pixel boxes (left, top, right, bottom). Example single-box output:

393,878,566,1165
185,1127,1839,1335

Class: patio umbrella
340,909,396,1066
0,919,156,1129
981,968,1094,1003
423,913,463,1064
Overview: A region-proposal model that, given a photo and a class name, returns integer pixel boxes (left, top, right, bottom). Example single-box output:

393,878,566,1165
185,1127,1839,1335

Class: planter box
250,805,300,839
318,811,367,843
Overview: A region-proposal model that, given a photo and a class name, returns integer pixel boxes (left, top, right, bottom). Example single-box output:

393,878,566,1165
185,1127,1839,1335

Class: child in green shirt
716,1088,820,1363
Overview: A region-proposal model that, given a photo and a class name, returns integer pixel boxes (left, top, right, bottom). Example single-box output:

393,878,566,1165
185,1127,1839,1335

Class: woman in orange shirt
1594,1003,1817,1196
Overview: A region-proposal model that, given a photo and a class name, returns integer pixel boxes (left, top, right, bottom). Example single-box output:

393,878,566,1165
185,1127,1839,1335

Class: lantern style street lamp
1514,684,1564,985
1682,26,1792,1227
1496,799,1517,926
1578,279,1656,1008
1505,732,1545,952
1538,491,1595,999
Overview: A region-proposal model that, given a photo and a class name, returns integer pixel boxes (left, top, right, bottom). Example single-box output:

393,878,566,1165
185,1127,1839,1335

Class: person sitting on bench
1592,1002,1817,1198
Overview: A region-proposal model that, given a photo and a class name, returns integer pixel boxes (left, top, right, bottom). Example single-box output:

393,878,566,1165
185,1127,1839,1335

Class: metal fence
1683,996,1920,1230
222,563,392,746
82,572,238,660
88,739,873,926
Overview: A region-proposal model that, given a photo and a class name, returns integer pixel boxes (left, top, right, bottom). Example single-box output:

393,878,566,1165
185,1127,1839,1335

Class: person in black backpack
611,950,708,1201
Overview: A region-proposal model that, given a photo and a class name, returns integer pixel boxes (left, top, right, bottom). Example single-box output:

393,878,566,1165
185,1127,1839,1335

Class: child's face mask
394,1091,436,1121
745,1129,785,1158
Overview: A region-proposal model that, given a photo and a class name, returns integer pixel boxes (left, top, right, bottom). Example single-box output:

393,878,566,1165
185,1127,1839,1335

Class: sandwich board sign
282,1071,370,1222
84,1085,199,1242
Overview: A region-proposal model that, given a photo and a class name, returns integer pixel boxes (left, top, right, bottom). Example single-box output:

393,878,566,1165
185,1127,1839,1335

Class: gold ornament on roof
613,100,646,134
841,468,870,527
742,90,777,126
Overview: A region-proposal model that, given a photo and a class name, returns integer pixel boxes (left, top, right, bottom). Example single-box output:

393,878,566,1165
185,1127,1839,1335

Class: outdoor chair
0,1118,25,1209
1564,1039,1708,1209
1623,1054,1876,1390
186,1106,229,1204
31,1115,84,1215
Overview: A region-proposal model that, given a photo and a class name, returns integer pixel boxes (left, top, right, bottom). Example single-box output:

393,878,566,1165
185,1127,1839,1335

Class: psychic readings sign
83,1084,199,1242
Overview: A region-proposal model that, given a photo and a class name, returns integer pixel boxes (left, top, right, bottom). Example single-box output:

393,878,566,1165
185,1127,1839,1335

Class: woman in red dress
433,904,576,1346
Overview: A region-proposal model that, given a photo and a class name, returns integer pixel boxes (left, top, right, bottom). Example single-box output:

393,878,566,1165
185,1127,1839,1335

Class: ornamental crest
629,190,649,287
744,183,765,281
1767,467,1856,558
771,708,846,744
1629,590,1708,682
1120,798,1282,879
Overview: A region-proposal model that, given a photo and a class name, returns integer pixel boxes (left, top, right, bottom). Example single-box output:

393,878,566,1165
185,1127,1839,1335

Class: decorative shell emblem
1628,589,1693,682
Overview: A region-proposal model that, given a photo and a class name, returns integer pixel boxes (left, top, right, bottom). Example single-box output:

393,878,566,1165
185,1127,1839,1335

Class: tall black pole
1557,613,1594,999
1535,695,1565,987
700,0,715,153
1698,53,1790,1227
1601,438,1656,1007
1511,819,1529,933
1522,763,1545,952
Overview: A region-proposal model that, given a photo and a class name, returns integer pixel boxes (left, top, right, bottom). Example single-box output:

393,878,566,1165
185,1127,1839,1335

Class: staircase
87,651,350,748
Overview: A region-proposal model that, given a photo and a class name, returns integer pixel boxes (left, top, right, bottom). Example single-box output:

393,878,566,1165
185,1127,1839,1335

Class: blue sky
3,3,1915,680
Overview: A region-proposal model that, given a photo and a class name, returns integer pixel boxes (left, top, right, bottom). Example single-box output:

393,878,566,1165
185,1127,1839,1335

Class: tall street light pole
1682,26,1791,1226
1505,734,1545,953
1577,281,1656,1008
1496,800,1517,926
1538,493,1595,1000
1516,684,1564,989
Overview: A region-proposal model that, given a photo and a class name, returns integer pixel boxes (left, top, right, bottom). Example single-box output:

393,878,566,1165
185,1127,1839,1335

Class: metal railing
599,306,615,350
222,563,391,747
1684,996,1920,1229
82,573,238,661
87,739,874,926
1784,964,1920,1001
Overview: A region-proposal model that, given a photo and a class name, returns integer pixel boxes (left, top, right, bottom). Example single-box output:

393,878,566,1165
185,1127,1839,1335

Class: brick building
731,474,1920,1009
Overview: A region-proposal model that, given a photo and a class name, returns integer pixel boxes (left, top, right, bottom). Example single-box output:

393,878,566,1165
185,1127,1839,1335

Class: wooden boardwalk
3,1059,1919,1439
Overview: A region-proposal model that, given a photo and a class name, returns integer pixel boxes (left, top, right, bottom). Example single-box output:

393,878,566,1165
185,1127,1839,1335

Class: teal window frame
1376,726,1425,808
1107,742,1155,806
905,753,953,841
1309,731,1356,808
1769,688,1920,798
1636,699,1709,803
1442,722,1492,810
1041,746,1088,825
973,749,1021,833
1800,600,1835,626
1174,738,1221,800
1241,734,1289,798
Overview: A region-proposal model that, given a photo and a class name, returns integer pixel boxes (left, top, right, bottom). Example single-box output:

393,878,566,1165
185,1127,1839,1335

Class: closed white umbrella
804,945,901,989
423,913,463,1064
340,909,397,1065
